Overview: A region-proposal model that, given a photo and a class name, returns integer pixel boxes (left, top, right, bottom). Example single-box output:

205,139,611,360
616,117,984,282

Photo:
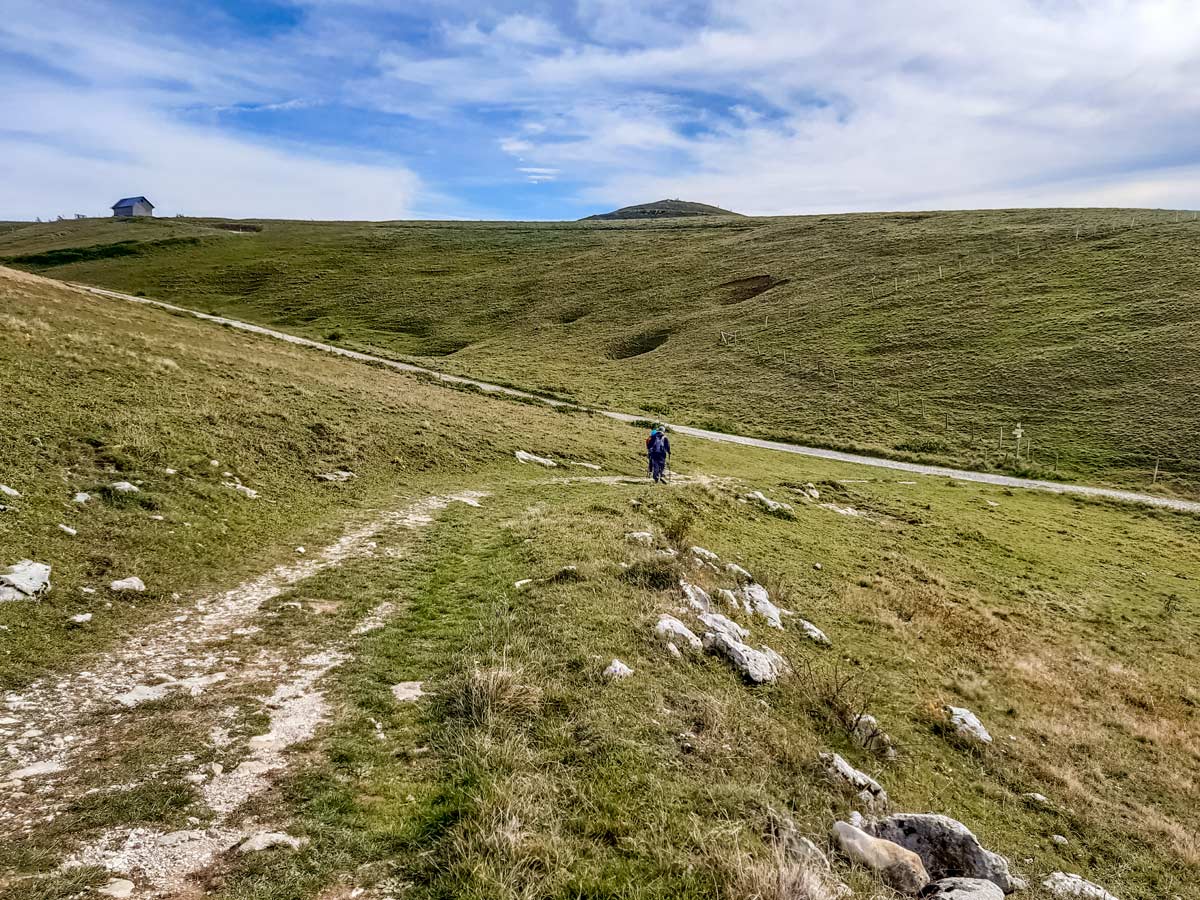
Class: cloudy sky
3,0,1200,220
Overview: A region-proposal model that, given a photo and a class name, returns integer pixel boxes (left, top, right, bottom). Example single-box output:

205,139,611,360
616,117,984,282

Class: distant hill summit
582,199,742,220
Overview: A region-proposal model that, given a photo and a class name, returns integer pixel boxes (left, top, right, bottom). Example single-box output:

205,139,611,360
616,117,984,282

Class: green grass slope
2,266,1198,900
1,208,1197,498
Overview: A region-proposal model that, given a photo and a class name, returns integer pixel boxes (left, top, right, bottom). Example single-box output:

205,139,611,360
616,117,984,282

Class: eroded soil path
0,490,486,898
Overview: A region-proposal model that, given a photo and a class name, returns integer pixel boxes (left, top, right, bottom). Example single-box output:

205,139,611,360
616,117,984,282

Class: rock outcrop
655,614,702,651
869,813,1016,893
703,631,787,683
820,751,888,810
946,706,993,744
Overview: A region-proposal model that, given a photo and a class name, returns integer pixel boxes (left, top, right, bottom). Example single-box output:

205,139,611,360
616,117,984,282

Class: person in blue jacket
646,426,671,483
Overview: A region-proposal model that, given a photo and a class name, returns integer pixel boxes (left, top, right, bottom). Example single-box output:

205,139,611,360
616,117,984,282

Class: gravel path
71,281,1200,515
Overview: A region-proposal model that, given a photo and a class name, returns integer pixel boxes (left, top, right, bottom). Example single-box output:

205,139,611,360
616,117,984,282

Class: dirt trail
0,490,486,897
66,278,1200,515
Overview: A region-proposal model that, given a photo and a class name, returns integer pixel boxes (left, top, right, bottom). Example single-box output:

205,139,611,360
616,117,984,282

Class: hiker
646,426,671,483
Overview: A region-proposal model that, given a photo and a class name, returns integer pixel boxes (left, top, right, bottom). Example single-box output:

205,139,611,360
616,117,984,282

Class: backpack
648,432,667,455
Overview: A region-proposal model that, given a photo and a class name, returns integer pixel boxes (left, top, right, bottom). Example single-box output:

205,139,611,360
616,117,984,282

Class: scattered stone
744,490,793,514
80,586,96,594
852,713,897,757
698,611,749,642
716,588,740,608
703,632,786,683
801,482,821,500
97,878,136,898
514,450,557,467
391,682,425,702
238,831,307,853
69,613,92,624
679,579,712,612
799,619,831,645
58,523,77,536
655,614,702,651
656,547,678,557
566,460,602,470
73,491,91,503
0,484,19,498
109,481,139,493
923,878,1005,900
625,531,654,545
690,546,719,562
0,559,52,601
869,813,1016,893
813,562,823,571
1024,792,1051,805
222,471,233,477
148,514,165,521
295,546,305,555
603,659,634,680
0,504,12,513
1051,834,1069,845
946,705,993,744
832,820,929,895
8,760,65,781
210,459,220,466
513,578,533,590
739,582,786,628
223,481,259,499
316,470,356,482
821,752,888,810
1042,873,1120,900
164,467,177,475
725,562,754,582
109,576,146,593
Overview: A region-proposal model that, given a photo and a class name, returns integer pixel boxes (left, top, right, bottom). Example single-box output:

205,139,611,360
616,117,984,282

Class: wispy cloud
4,1,1200,220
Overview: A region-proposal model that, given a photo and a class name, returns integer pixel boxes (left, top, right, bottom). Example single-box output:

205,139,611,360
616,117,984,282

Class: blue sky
4,0,1200,220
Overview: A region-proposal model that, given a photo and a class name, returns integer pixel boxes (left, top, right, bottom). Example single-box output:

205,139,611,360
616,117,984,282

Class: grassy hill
1,209,1197,499
2,266,1199,899
583,199,743,219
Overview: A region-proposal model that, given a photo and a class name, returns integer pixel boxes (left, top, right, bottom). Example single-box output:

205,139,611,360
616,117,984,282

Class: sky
4,0,1200,221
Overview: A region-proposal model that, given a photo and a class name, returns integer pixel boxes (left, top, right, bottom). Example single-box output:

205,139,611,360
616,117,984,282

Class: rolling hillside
2,266,1199,899
583,198,743,219
2,208,1197,495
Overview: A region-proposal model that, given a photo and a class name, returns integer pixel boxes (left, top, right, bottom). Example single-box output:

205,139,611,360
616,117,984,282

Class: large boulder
655,614,702,651
1042,873,1120,900
832,820,929,895
923,878,1005,899
870,813,1016,893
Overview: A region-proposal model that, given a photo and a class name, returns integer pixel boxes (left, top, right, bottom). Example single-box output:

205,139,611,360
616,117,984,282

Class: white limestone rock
703,631,786,684
58,523,77,536
0,560,51,601
946,705,993,744
238,831,307,853
655,614,701,651
799,618,830,645
0,484,20,498
739,582,787,629
725,562,754,582
832,820,929,895
109,481,139,493
514,450,556,467
744,490,794,514
821,751,888,810
97,879,136,898
1043,873,1120,900
697,611,749,642
924,878,1005,900
603,659,634,680
69,613,92,624
223,481,259,499
625,531,654,545
109,576,146,593
315,469,356,482
679,579,712,612
690,546,719,562
72,491,91,503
